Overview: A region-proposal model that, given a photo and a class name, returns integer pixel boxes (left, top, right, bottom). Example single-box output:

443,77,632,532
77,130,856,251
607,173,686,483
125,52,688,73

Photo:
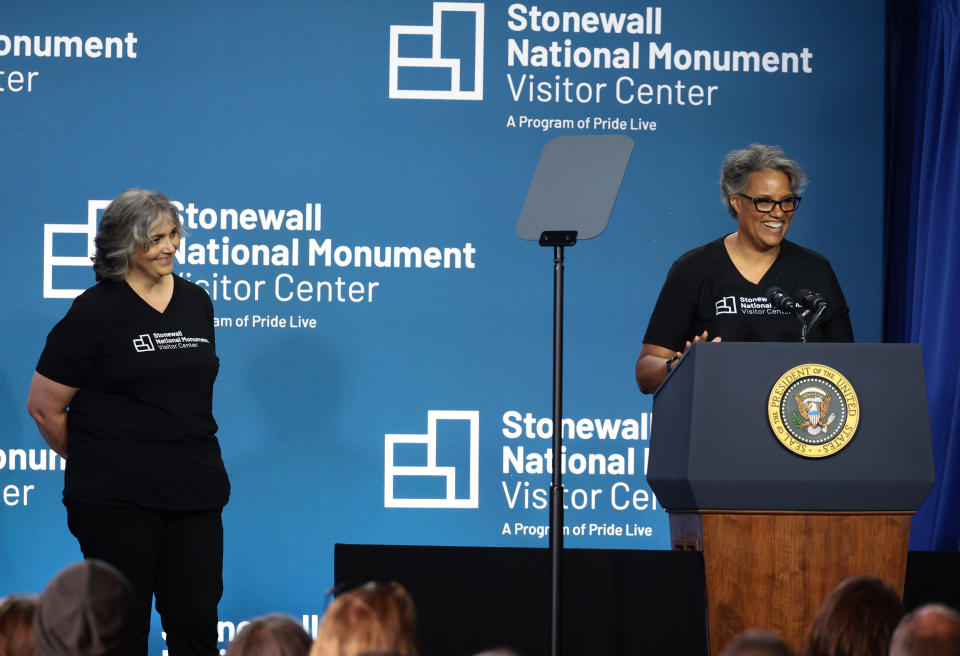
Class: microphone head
797,289,828,311
766,286,798,312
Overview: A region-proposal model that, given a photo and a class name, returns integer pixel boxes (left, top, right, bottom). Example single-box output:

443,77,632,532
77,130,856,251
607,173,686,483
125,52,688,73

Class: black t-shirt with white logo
37,275,230,511
643,236,854,353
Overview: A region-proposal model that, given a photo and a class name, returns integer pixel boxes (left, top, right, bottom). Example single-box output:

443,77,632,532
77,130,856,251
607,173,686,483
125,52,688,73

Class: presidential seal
767,364,859,458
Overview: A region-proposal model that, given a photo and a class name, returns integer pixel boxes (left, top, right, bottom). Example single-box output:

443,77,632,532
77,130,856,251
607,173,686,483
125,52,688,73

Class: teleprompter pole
540,230,576,656
550,243,564,656
517,135,633,656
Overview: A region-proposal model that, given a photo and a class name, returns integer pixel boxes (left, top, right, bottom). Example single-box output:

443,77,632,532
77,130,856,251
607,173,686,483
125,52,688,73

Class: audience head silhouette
0,594,39,656
310,582,418,656
805,575,904,656
227,613,312,656
719,628,794,656
32,560,136,656
889,603,960,656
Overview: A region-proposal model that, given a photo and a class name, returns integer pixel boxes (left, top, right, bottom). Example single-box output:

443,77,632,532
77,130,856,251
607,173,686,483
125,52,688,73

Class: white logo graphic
389,2,484,101
43,200,109,299
132,334,155,352
384,410,479,508
715,296,737,315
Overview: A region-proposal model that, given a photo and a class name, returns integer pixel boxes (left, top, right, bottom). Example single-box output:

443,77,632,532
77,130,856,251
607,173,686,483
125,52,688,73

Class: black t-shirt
643,236,854,353
37,275,230,511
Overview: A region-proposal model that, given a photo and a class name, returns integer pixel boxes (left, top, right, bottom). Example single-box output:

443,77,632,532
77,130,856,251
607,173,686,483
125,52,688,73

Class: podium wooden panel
670,511,911,655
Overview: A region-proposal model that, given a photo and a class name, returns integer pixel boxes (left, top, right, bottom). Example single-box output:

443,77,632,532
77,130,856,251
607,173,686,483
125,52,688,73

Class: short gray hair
91,188,184,281
890,604,960,656
720,144,808,217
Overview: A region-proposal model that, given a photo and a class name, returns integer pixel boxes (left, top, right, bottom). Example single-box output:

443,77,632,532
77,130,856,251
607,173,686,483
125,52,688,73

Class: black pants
67,504,223,656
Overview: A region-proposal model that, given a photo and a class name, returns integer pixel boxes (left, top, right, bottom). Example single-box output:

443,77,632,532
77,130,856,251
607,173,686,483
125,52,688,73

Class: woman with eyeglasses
635,144,853,394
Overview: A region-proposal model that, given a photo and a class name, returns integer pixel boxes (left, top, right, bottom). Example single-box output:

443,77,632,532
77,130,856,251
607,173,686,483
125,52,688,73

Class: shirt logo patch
715,296,737,315
133,331,210,352
132,334,155,352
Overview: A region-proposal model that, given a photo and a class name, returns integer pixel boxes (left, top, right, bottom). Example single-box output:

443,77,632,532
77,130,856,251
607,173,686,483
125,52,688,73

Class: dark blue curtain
886,0,960,550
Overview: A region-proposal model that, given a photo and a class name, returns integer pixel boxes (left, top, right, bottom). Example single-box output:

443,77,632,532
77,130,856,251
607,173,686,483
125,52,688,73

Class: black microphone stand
797,290,828,337
768,287,814,343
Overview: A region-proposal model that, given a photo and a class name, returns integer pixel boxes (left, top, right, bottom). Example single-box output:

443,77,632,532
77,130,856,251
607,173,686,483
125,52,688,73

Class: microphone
766,286,801,313
797,289,828,313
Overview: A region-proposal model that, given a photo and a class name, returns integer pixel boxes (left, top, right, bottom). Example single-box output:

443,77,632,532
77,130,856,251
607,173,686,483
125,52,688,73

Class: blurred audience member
805,575,904,656
32,560,136,656
310,582,417,656
719,628,793,656
889,603,960,656
227,613,311,656
0,594,38,656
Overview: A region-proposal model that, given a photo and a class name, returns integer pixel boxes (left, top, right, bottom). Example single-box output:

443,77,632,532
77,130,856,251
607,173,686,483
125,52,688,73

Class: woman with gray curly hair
27,188,230,656
635,144,853,393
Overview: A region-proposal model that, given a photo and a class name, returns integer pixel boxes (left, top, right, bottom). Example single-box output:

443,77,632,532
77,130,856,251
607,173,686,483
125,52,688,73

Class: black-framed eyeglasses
738,193,801,213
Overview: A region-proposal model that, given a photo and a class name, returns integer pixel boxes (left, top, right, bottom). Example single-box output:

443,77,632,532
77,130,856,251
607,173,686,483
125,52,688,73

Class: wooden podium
647,343,935,655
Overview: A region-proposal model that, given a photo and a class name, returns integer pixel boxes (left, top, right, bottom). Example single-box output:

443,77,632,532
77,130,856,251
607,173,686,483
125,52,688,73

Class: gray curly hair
91,188,184,281
720,144,808,217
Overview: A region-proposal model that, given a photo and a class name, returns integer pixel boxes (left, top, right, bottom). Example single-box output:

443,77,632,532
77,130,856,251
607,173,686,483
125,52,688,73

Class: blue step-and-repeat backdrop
1,1,883,653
